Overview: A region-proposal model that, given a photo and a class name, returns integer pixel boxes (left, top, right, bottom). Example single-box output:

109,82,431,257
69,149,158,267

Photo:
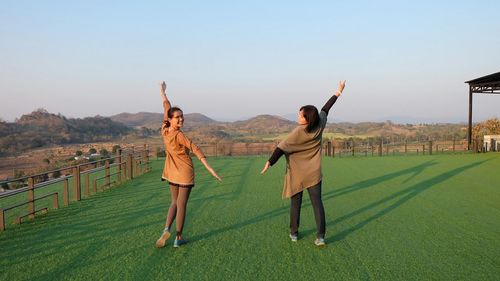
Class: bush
53,170,61,178
75,150,83,156
89,148,97,154
156,149,166,158
100,148,109,157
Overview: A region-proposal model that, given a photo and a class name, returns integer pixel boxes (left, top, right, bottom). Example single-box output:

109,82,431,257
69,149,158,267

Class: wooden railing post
453,138,456,153
378,140,383,156
1,209,5,231
84,173,90,197
105,161,110,188
63,178,69,206
53,193,59,210
123,162,127,181
128,154,134,180
73,166,81,201
429,141,433,155
28,177,35,219
405,140,408,154
352,140,355,156
117,149,122,182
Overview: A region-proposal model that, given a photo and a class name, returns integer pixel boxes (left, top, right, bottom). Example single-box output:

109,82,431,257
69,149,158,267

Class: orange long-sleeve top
161,100,205,185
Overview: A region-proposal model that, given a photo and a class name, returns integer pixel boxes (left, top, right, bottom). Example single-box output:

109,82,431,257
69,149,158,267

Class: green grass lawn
1,154,499,280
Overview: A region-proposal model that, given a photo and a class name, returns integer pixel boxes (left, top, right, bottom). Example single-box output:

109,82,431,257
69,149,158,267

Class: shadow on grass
302,159,489,243
188,159,441,243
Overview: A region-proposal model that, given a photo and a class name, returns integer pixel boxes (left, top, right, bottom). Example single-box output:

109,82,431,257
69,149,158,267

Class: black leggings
290,182,325,238
164,185,192,237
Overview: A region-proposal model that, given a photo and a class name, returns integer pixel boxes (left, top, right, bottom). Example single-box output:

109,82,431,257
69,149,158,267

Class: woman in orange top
155,81,222,248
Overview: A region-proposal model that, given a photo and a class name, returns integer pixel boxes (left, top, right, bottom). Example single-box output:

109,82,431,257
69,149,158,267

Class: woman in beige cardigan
155,81,222,248
261,80,346,246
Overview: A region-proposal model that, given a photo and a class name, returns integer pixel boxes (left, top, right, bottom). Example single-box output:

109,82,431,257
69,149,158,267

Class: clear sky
1,0,499,123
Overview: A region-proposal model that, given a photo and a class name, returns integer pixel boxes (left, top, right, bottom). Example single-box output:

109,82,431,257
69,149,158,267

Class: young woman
156,81,222,248
261,80,346,246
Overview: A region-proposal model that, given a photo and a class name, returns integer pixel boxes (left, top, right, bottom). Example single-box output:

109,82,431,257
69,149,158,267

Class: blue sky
1,0,499,123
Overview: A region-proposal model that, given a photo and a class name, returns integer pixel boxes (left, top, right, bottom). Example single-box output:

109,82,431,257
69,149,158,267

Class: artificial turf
1,153,499,280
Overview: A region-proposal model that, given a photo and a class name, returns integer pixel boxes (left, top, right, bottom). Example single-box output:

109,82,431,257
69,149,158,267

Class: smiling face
168,110,184,130
297,109,308,125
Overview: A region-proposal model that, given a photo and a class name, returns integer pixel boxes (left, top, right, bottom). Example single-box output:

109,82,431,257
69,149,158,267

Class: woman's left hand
210,169,222,182
260,161,270,174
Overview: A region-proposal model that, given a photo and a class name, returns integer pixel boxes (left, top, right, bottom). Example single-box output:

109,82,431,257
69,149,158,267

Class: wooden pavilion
465,72,500,150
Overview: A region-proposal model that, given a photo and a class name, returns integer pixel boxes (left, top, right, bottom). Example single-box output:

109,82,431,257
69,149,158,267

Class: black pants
290,182,325,238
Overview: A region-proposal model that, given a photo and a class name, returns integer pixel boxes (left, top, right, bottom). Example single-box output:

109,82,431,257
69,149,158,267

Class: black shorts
161,178,194,188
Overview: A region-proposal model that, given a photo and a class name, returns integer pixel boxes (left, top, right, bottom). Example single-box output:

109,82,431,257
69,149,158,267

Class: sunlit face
168,110,184,129
297,109,308,125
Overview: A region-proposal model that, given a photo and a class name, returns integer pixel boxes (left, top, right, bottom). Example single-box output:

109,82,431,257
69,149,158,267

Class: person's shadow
301,159,489,243
190,159,483,243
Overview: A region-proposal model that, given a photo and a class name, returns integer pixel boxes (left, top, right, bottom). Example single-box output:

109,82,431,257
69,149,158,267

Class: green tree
100,148,109,157
75,150,83,156
112,145,121,154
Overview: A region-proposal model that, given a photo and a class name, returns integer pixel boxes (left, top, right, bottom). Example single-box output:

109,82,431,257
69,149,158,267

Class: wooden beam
468,86,473,150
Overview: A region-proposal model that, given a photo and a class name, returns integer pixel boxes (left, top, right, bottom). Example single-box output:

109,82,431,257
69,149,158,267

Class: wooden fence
157,138,481,158
0,146,151,231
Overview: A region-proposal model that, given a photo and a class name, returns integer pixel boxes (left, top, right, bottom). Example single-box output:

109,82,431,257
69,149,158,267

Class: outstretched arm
200,157,222,182
260,147,284,174
160,81,171,121
321,80,346,116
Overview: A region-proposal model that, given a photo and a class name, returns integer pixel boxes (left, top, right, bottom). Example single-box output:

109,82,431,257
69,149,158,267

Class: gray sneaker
314,238,326,246
173,238,188,248
289,233,298,242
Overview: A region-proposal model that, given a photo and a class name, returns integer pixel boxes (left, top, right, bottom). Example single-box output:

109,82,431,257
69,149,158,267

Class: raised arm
321,80,346,116
160,81,171,121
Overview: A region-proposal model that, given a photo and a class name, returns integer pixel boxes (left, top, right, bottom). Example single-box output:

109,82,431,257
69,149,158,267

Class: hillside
110,112,218,130
0,109,135,155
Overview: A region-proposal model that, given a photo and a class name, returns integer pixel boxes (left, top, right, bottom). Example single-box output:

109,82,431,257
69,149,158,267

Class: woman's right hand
260,161,271,174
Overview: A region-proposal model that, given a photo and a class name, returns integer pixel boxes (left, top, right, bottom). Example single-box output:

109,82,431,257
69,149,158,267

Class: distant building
484,135,500,152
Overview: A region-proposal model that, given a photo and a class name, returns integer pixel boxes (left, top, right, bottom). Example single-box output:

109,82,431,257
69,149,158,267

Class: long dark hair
164,106,183,128
299,105,319,133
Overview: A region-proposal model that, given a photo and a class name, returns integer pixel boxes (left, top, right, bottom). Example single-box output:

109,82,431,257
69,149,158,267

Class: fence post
453,138,456,153
52,193,59,209
73,166,81,201
63,178,69,206
84,173,90,197
378,140,383,156
105,160,110,189
0,209,4,231
429,141,433,155
28,177,35,219
117,149,122,183
352,140,355,156
128,154,134,180
405,140,408,154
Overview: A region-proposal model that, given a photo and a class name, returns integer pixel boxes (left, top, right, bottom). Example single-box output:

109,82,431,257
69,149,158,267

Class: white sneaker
314,238,326,246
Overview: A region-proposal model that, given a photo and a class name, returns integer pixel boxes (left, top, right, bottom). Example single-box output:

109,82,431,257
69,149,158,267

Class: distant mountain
110,112,218,130
0,109,134,155
230,115,296,134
